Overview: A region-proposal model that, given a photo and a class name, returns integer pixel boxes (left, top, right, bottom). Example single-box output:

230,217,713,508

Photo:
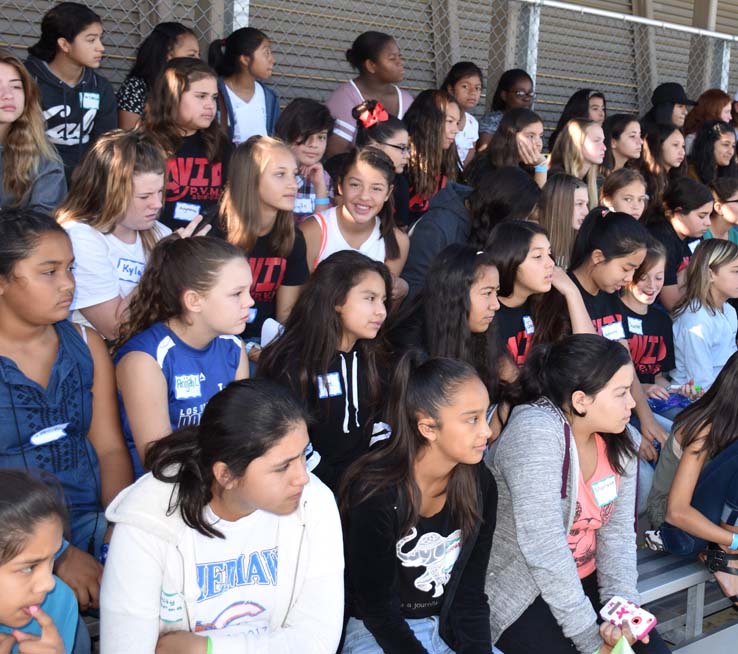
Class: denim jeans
342,616,454,654
69,510,108,560
661,439,738,555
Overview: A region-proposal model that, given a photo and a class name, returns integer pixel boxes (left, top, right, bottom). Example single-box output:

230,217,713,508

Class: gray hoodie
485,398,640,654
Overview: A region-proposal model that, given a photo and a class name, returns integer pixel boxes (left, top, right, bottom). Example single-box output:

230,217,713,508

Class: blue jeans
69,510,107,559
342,616,454,654
661,439,738,555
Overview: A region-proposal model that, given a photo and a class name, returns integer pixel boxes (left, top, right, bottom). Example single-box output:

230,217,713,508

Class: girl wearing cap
641,83,695,133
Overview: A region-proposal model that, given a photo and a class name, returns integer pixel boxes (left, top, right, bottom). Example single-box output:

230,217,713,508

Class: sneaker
645,529,665,551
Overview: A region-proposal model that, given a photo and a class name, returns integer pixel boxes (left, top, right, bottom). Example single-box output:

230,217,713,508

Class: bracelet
206,637,213,654
314,197,330,206
731,532,738,550
534,161,548,173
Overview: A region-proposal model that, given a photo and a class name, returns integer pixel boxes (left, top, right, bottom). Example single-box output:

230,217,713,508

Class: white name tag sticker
601,321,626,341
173,201,201,223
627,317,643,335
591,474,618,507
293,197,314,214
30,423,69,446
317,372,342,399
79,92,100,110
116,257,145,284
160,590,185,624
174,374,202,399
523,315,535,335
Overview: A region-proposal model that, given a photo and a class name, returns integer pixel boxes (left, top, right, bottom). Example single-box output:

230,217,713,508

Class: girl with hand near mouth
645,177,713,311
339,352,497,654
0,471,79,654
114,236,252,479
222,136,308,353
0,49,66,213
144,58,231,235
302,147,409,300
25,2,117,182
259,251,392,493
208,27,279,144
275,98,335,224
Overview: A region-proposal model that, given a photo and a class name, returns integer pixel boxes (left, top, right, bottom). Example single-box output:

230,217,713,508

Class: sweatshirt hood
425,181,473,219
25,55,95,90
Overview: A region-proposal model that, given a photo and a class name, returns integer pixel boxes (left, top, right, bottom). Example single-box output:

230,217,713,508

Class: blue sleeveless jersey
114,322,242,477
0,320,100,518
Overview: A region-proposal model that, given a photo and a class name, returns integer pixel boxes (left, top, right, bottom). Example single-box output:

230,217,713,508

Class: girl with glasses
478,68,535,150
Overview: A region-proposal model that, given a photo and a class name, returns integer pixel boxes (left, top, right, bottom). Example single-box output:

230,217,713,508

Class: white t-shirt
227,82,267,145
455,112,479,164
191,506,279,638
64,220,171,321
672,302,738,390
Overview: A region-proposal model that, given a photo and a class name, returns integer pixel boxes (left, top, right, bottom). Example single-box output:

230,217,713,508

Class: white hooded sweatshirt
100,471,344,654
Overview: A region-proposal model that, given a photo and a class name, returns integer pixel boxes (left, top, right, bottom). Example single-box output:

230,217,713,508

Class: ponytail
340,351,482,538
569,209,649,272
208,27,268,78
353,100,406,148
146,379,308,538
507,335,636,474
115,235,246,349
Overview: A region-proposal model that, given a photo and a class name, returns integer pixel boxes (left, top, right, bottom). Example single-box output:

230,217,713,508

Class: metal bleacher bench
637,548,738,652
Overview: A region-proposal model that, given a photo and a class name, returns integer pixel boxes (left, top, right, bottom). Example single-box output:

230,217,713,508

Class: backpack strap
561,422,571,499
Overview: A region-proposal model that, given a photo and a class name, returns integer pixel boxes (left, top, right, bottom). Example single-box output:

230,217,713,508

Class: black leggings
496,573,671,654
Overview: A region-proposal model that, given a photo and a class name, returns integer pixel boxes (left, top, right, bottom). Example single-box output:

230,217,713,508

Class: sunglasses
383,142,410,154
513,90,537,99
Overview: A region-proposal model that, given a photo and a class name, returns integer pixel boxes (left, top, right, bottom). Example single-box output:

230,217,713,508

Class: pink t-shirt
567,435,621,578
326,80,414,145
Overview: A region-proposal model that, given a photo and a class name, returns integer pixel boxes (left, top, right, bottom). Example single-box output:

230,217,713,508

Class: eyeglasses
513,90,537,99
383,142,410,154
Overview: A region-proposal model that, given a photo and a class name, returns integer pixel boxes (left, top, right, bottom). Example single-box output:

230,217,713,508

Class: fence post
430,0,461,85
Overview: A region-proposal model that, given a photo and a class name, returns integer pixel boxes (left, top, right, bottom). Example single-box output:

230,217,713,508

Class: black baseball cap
651,82,696,107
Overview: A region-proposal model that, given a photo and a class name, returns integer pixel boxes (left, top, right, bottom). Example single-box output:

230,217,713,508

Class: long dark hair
602,113,641,175
467,166,541,250
28,2,101,62
353,100,406,147
395,244,502,398
548,89,607,152
258,250,392,408
146,380,308,538
127,22,196,89
0,470,67,565
466,107,542,181
507,334,637,473
144,57,226,160
673,350,738,459
689,120,738,185
340,352,483,538
639,124,686,213
337,147,400,259
485,221,558,348
644,176,713,229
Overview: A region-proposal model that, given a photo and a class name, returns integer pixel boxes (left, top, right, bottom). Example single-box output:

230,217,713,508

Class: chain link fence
1,0,737,134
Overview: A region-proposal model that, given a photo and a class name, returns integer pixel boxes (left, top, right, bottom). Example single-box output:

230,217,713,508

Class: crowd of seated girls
3,3,738,654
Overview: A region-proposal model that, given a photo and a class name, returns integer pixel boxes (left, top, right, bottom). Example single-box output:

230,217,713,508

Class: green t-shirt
704,226,738,244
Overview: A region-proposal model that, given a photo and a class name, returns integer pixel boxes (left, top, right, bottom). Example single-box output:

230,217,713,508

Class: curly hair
115,235,246,349
403,89,459,199
0,50,60,204
689,119,738,185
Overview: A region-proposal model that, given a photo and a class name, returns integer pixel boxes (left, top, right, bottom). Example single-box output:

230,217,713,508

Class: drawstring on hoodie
339,351,361,434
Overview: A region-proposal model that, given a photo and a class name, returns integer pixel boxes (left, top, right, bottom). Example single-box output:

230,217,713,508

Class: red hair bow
358,103,389,129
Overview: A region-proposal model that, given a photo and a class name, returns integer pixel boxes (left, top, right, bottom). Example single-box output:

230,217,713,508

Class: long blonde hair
673,239,738,317
537,173,587,267
0,50,60,203
56,130,167,254
549,118,600,209
222,135,296,257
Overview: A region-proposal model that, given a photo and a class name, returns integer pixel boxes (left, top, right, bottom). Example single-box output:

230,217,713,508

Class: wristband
206,637,213,654
534,161,548,173
314,197,330,206
731,532,738,550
